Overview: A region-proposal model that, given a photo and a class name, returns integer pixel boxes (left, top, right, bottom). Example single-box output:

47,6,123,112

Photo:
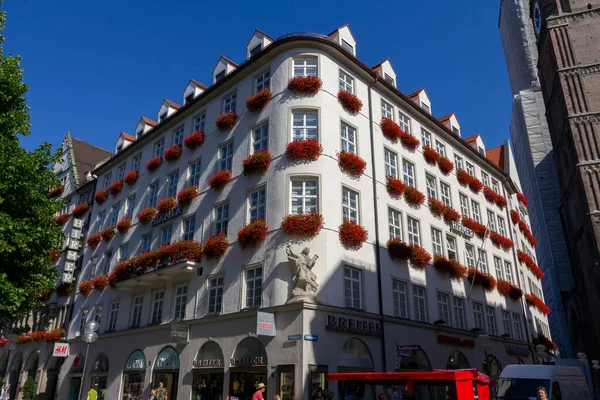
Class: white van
496,364,591,400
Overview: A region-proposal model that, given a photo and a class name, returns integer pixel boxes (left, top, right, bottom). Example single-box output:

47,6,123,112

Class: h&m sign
53,343,70,357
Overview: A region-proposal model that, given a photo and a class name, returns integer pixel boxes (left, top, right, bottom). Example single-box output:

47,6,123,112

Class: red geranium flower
422,145,440,165
381,118,402,142
437,157,453,175
243,150,273,175
116,217,132,234
204,233,229,260
510,210,521,224
483,186,499,203
489,231,514,250
403,186,425,207
56,282,73,297
86,233,102,248
209,170,232,190
43,328,65,343
281,212,324,238
285,139,322,162
518,221,538,247
237,220,268,250
469,178,483,193
184,130,206,150
71,202,90,218
49,250,61,263
55,213,69,226
433,255,468,281
525,293,551,314
48,186,64,198
79,279,94,296
456,169,471,186
338,220,368,248
164,144,183,161
246,89,273,112
442,206,460,224
399,131,420,151
93,274,109,291
386,176,406,197
287,76,322,95
101,226,116,242
429,198,446,217
338,151,367,177
495,195,507,209
387,238,412,260
461,216,487,238
467,268,497,291
533,332,556,351
215,111,237,130
517,250,544,279
410,245,432,270
124,170,139,186
94,189,109,204
337,90,363,114
138,207,157,225
177,186,199,205
157,197,177,213
108,180,123,197
146,156,163,172
497,280,523,300
517,192,529,207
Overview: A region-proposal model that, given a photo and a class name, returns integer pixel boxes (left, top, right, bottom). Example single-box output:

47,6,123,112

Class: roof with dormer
245,28,275,48
141,116,157,127
486,145,505,170
327,24,357,43
121,132,136,141
164,99,181,110
189,79,208,90
67,134,113,186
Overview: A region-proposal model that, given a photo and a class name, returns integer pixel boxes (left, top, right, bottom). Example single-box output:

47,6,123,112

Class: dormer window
478,147,486,156
452,126,460,135
341,39,354,54
159,113,167,122
215,70,226,82
421,102,431,114
384,73,395,86
185,93,194,105
116,144,123,152
249,44,262,57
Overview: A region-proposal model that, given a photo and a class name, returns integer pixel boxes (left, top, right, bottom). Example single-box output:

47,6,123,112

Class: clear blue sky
4,0,511,153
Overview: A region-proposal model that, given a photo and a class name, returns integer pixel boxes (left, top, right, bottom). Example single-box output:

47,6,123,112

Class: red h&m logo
53,343,70,357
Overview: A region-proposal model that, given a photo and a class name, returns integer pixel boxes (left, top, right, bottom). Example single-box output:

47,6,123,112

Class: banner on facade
53,342,70,357
170,322,189,344
256,311,276,336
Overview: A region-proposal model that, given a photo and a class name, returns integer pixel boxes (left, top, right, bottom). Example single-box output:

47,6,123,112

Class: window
118,244,128,263
403,160,415,187
407,217,420,245
446,235,458,260
141,234,152,253
214,203,229,235
421,102,430,114
339,70,354,93
340,122,356,154
293,57,317,77
103,173,112,190
160,225,172,246
435,140,446,157
182,217,195,241
479,249,488,273
131,296,143,328
215,70,225,82
398,112,411,133
437,293,451,326
174,285,188,320
465,244,476,268
473,302,484,330
421,129,431,147
249,187,266,222
342,188,360,223
252,123,269,153
100,252,111,275
466,162,475,177
381,99,394,120
117,164,126,181
341,39,354,53
107,302,119,331
194,113,206,133
185,93,194,105
344,266,362,309
481,171,490,187
125,194,136,217
255,70,270,92
388,208,403,239
512,314,523,340
208,276,224,314
290,179,318,214
504,261,514,284
502,311,512,337
167,171,179,198
219,142,233,171
132,155,142,172
431,227,443,255
478,147,485,156
454,154,464,170
148,183,158,207
486,306,497,335
491,178,500,194
440,182,451,207
292,111,318,140
249,44,262,57
426,174,437,199
109,203,120,226
452,126,460,136
392,280,408,318
494,257,504,280
413,286,427,322
453,297,466,330
224,92,236,113
151,291,164,324
93,305,102,324
171,127,184,148
487,210,496,231
79,309,88,336
245,266,263,308
459,193,469,216
188,159,201,187
497,216,506,237
472,200,482,223
154,139,165,158
384,148,398,178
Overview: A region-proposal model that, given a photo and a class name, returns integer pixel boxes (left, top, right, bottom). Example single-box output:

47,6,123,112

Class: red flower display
101,226,116,242
338,220,368,248
71,202,90,218
338,90,363,114
56,282,73,297
387,238,412,260
43,328,65,343
403,186,425,207
79,279,94,296
238,220,268,250
157,197,177,213
116,217,132,234
177,186,199,205
215,111,237,130
243,150,273,175
93,274,109,291
204,233,229,260
48,186,64,198
467,268,497,291
164,144,183,161
483,186,499,203
55,213,69,226
533,332,557,351
433,255,468,281
381,118,402,142
495,195,507,209
184,130,206,150
338,151,367,177
518,220,538,247
285,139,322,162
94,189,109,204
461,216,487,238
124,170,139,186
209,170,232,190
386,176,407,197
146,156,163,172
108,180,123,197
287,76,322,95
437,157,454,175
399,132,420,151
422,146,440,165
489,231,514,250
456,169,471,186
517,250,544,279
429,198,446,217
510,210,521,224
86,233,102,248
138,207,157,225
469,178,483,193
497,280,523,300
525,293,551,314
443,207,461,224
410,245,432,270
246,89,273,112
281,212,324,238
517,192,529,207
16,329,65,344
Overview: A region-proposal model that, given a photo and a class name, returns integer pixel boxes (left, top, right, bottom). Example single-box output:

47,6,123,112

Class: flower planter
525,293,550,314
246,89,273,112
48,186,64,198
456,169,471,186
387,238,412,260
338,220,368,248
285,139,322,162
410,245,432,270
55,213,69,226
337,90,363,114
116,217,132,234
510,210,520,224
380,118,402,142
204,233,229,260
422,146,440,165
281,212,324,238
518,221,538,247
517,250,544,279
86,233,102,248
437,157,453,175
489,231,514,250
237,220,268,250
497,280,523,300
442,206,460,224
338,151,367,177
386,177,406,197
287,76,322,95
79,279,94,296
243,150,273,175
164,144,183,161
157,197,177,213
399,132,420,151
517,192,529,207
124,170,139,186
146,156,163,172
495,195,507,209
467,268,497,291
428,198,446,217
101,226,116,242
43,328,65,343
93,274,109,291
177,186,199,205
461,216,487,238
108,180,123,197
184,130,206,150
433,255,467,281
468,178,483,193
403,187,425,207
215,111,237,130
71,202,90,218
209,170,232,190
94,189,109,204
483,186,498,203
533,333,556,350
56,282,73,297
138,207,157,225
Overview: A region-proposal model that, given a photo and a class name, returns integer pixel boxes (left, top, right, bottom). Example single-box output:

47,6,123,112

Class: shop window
278,365,295,400
309,365,328,400
122,350,146,400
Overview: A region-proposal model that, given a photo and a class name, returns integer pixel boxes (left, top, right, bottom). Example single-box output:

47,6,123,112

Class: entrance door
192,371,224,400
153,372,178,400
68,377,81,400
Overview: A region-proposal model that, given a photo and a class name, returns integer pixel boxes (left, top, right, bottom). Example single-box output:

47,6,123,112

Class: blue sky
4,0,511,153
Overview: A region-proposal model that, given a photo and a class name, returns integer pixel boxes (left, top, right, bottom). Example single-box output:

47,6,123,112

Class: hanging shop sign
437,334,476,348
505,343,529,357
152,204,183,226
450,222,474,238
256,311,276,337
170,322,189,344
326,315,382,336
53,343,70,357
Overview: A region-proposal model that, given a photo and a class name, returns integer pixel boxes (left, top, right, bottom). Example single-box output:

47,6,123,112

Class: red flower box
422,146,440,165
442,206,461,224
456,169,471,186
387,238,412,260
79,279,94,296
429,198,446,217
116,217,132,234
237,220,268,249
86,233,102,248
339,220,368,248
495,195,507,209
469,178,483,193
94,189,109,204
138,207,157,225
497,280,523,300
525,293,551,314
337,90,363,114
338,151,367,177
533,333,556,351
55,213,69,226
184,130,206,150
71,202,90,218
177,186,199,205
101,226,116,242
489,231,514,250
403,187,425,207
517,250,544,279
461,216,487,238
483,186,498,203
157,197,177,213
209,170,232,190
246,89,273,112
467,268,497,291
510,210,521,224
124,170,139,186
48,186,64,198
517,192,529,207
43,328,65,343
146,156,163,172
381,118,402,142
243,150,273,175
108,180,123,197
386,176,406,197
410,245,432,270
287,76,322,95
433,255,468,281
164,144,183,161
437,157,454,175
56,282,73,297
518,221,538,247
215,111,237,130
285,139,322,162
93,274,109,291
204,233,229,260
399,132,420,151
281,212,324,238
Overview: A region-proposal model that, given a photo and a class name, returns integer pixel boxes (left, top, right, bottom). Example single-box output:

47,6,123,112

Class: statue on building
286,245,319,301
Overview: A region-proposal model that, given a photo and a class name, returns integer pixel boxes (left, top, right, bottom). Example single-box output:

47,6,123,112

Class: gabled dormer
115,132,135,153
213,56,238,84
136,117,157,138
372,59,397,87
327,24,357,56
439,113,461,137
183,79,208,105
157,99,180,123
246,29,274,59
408,89,431,115
464,134,487,157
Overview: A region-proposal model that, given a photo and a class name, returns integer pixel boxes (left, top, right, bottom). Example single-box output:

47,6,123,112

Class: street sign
53,343,70,357
304,334,319,341
287,335,302,341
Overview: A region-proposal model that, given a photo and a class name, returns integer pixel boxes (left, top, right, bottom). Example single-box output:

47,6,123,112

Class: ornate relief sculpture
286,245,319,301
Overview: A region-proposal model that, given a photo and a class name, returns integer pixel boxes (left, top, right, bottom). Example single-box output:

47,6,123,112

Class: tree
0,2,63,323
22,376,36,400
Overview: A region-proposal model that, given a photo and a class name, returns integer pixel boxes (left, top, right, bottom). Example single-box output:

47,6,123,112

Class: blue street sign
304,334,319,341
287,334,302,341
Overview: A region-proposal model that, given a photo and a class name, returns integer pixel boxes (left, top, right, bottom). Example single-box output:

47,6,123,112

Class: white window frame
465,244,476,268
342,187,360,223
413,286,428,322
407,217,421,246
131,296,143,328
194,113,206,133
502,310,512,337
384,148,398,178
245,265,263,308
431,227,443,256
392,280,408,318
446,234,458,260
151,291,164,325
255,70,271,92
421,129,431,147
486,306,497,336
479,249,488,273
440,182,452,207
189,158,202,186
292,110,318,141
381,99,394,120
148,183,158,207
252,122,269,153
160,225,172,246
435,140,446,157
426,174,437,199
223,92,236,113
208,276,224,314
339,69,354,93
219,142,233,171
293,56,318,77
453,297,466,330
454,154,464,170
340,122,357,154
388,208,403,240
182,216,195,241
466,161,475,177
459,193,470,216
472,200,482,223
214,202,229,235
154,139,165,158
173,126,184,147
173,285,188,320
473,302,484,331
166,171,179,198
398,112,411,133
403,159,415,187
344,266,362,309
437,292,451,326
290,178,318,214
107,302,119,331
487,209,496,231
249,186,266,223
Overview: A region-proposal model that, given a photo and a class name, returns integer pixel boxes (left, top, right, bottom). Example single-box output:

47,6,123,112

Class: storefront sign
287,334,301,341
53,343,70,357
64,261,75,272
62,272,74,283
437,334,476,348
451,222,474,238
304,334,318,341
397,345,421,357
66,250,78,261
73,218,84,229
256,311,276,337
326,315,382,336
70,228,82,239
170,322,189,344
193,359,222,368
152,204,183,226
124,351,146,372
155,356,179,369
505,343,529,357
230,357,267,367
67,238,82,251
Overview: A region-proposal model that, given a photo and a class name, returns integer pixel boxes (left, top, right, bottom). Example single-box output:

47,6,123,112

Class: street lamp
479,334,492,375
77,321,99,400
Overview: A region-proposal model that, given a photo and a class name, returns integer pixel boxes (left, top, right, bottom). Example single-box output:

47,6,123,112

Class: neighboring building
499,0,575,360
0,133,111,400
56,27,549,400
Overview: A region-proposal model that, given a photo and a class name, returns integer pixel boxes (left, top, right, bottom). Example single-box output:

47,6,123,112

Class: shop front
152,347,180,400
446,350,470,370
229,337,268,400
67,354,84,400
192,341,224,400
89,353,109,400
336,338,375,399
122,350,146,400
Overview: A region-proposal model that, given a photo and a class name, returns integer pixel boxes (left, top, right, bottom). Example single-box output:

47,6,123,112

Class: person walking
155,382,168,400
252,383,266,400
86,383,99,400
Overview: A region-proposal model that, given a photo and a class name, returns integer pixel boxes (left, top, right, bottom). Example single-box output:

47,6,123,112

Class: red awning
327,369,490,385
